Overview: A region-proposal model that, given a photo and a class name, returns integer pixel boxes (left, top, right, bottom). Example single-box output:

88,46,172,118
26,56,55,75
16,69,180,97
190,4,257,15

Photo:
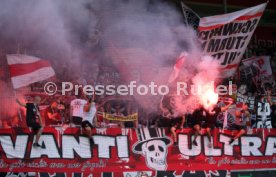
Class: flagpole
223,0,228,13
181,1,189,25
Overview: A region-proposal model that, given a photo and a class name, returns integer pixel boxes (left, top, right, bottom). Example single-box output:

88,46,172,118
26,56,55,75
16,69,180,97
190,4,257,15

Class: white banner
199,3,267,78
242,56,272,76
256,102,272,128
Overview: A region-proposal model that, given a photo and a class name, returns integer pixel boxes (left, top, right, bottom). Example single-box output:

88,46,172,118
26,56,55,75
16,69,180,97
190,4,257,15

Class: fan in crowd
81,93,98,138
44,101,62,126
70,93,87,126
16,96,44,148
229,103,249,144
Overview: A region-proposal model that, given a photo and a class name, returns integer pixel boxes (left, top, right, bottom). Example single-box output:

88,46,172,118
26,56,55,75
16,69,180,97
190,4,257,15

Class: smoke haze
0,0,220,119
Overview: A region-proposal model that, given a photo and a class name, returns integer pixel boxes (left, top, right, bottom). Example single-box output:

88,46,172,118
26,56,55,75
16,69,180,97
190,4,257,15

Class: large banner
0,127,276,173
2,170,276,177
198,3,267,78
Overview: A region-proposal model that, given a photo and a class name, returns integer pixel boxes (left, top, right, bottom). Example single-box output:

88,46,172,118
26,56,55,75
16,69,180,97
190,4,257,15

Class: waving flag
199,3,267,78
180,1,200,29
7,54,55,89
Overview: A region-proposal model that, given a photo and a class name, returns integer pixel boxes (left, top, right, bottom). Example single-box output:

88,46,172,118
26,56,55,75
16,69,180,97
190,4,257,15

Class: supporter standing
82,93,98,137
70,93,87,125
16,96,44,148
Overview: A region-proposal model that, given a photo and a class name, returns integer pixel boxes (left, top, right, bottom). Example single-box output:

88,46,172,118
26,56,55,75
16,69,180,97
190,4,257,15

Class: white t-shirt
83,102,97,125
70,99,87,118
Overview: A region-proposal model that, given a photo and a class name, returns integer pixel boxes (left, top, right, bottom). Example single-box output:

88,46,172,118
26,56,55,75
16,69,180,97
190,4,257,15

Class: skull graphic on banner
132,128,172,171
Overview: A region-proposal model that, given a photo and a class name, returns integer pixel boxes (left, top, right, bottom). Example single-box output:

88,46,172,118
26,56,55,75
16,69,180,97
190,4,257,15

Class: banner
256,101,272,128
0,127,276,173
103,112,138,121
242,56,273,77
199,3,267,78
3,170,276,177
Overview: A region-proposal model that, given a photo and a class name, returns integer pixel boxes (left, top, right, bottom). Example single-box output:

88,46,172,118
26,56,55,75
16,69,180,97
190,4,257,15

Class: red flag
7,54,55,89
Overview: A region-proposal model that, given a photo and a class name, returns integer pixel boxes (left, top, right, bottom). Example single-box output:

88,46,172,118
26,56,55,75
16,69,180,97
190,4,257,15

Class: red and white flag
199,3,267,78
7,54,55,89
168,52,187,83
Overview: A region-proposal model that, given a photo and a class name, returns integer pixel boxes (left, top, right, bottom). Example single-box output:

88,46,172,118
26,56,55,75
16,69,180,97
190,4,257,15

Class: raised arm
16,98,26,107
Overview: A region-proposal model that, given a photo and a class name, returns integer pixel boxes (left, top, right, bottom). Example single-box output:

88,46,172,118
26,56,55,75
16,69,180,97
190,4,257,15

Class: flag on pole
7,54,55,89
168,52,187,83
180,1,200,29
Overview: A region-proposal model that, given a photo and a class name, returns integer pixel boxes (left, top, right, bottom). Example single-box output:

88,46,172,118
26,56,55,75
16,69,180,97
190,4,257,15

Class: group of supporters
168,100,251,147
15,93,98,148
12,88,276,149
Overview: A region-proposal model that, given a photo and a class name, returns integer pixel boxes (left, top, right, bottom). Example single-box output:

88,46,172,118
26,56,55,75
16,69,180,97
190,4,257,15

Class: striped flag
7,54,55,89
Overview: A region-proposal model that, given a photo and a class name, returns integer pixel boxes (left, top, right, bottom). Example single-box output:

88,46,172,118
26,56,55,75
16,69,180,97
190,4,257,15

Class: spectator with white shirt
70,93,87,126
82,93,98,137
